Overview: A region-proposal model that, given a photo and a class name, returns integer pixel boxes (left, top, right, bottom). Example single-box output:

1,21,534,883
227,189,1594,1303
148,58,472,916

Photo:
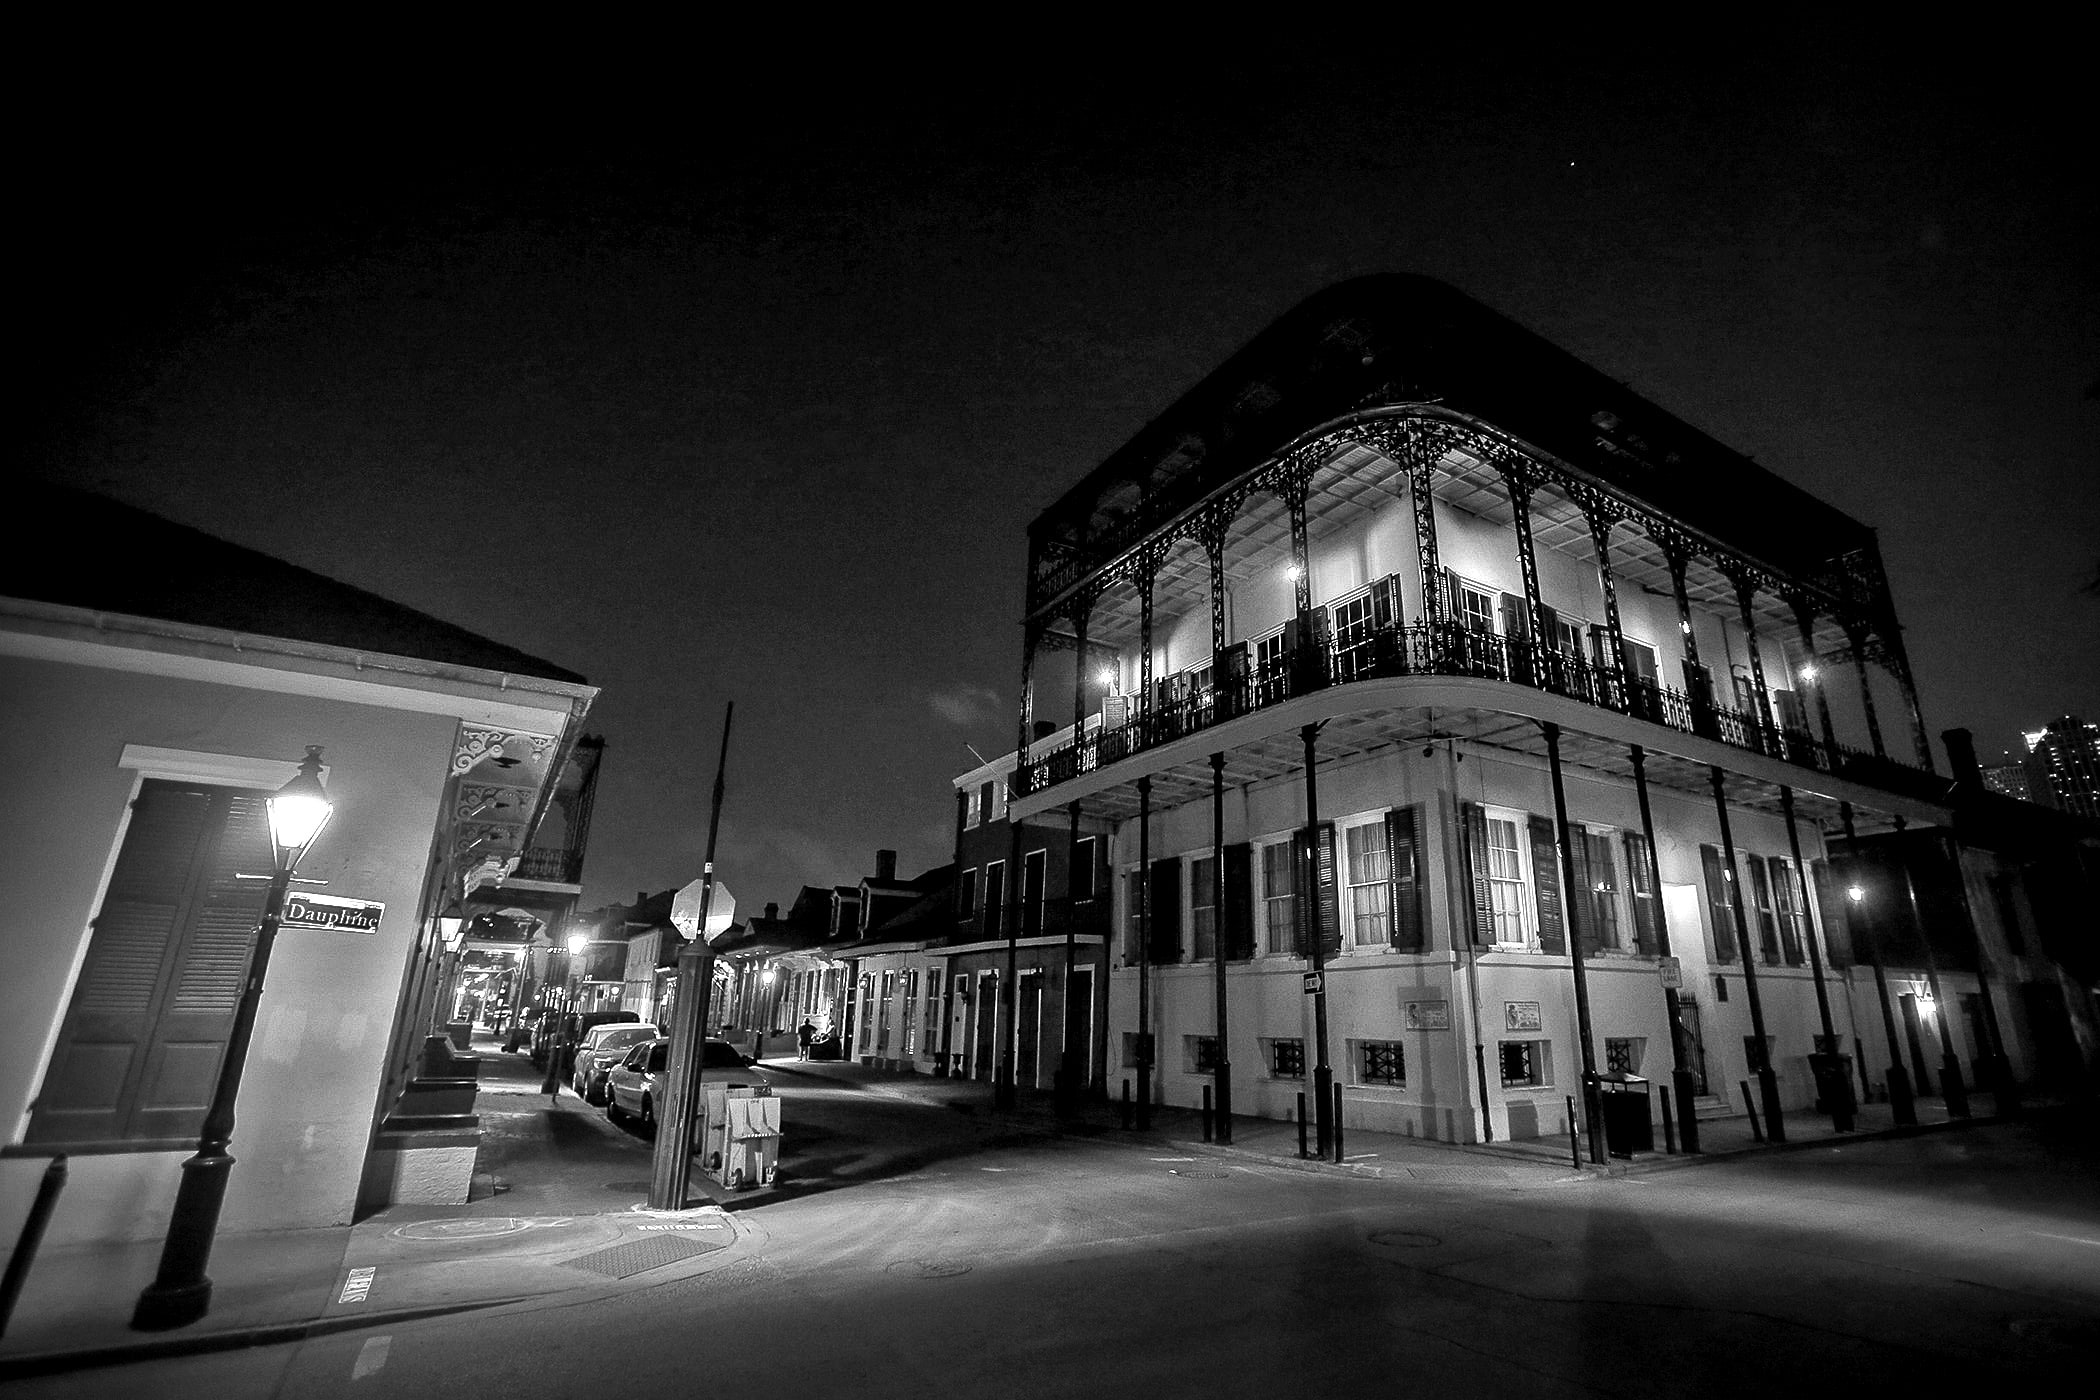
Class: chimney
1942,728,1981,786
876,849,897,883
765,902,779,921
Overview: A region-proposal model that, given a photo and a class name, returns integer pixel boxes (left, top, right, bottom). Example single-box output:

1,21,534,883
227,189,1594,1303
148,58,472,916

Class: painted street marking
1344,1153,1378,1161
1150,1157,1197,1162
338,1267,375,1304
2030,1231,2100,1247
352,1335,391,1380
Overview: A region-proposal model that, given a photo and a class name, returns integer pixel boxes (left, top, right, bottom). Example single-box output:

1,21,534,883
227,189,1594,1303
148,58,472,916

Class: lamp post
133,747,333,1331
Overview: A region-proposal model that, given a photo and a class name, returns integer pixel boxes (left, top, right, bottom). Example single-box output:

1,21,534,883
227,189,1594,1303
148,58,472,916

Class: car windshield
597,1026,657,1052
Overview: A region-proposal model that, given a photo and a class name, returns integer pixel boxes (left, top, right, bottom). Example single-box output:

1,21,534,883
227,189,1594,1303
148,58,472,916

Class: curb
0,1295,534,1380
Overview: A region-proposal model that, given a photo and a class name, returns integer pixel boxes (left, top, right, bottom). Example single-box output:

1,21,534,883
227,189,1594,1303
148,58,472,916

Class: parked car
605,1037,769,1129
571,1022,663,1103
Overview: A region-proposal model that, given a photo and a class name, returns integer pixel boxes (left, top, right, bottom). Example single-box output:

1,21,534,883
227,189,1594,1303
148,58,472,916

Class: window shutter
1527,815,1565,954
1385,807,1424,952
1568,831,1609,956
1623,832,1661,956
1460,801,1493,946
1291,823,1340,959
1700,844,1739,964
1223,842,1255,960
28,782,271,1147
1747,857,1779,963
1769,857,1805,965
1370,575,1399,630
1810,858,1854,968
1148,858,1182,964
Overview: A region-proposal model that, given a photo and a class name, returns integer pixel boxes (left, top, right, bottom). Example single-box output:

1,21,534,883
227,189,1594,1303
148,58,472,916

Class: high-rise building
1979,759,2032,802
2022,715,2100,819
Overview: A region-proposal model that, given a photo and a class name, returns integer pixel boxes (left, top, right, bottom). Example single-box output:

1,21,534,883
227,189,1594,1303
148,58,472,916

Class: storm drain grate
566,1234,714,1279
1170,1169,1231,1179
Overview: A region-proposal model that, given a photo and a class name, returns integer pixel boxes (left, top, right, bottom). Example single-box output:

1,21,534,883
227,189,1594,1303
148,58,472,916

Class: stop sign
671,878,736,943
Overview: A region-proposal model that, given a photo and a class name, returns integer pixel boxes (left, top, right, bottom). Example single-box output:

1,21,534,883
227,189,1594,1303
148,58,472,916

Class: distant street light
133,747,334,1331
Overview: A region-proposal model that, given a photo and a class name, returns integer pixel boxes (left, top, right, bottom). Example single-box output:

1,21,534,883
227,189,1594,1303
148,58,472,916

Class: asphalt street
10,1069,2098,1399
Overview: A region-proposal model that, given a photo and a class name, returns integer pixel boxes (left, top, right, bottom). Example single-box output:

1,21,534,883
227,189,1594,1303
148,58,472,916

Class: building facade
993,276,2086,1147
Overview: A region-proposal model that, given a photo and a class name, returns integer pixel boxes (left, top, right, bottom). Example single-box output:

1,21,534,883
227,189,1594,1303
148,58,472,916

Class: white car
605,1037,769,1129
571,1022,663,1104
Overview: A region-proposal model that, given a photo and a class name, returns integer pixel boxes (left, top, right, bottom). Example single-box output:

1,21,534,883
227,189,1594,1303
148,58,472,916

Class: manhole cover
1170,1169,1231,1179
603,1180,654,1193
886,1259,971,1279
1368,1229,1442,1249
567,1235,715,1279
390,1218,535,1241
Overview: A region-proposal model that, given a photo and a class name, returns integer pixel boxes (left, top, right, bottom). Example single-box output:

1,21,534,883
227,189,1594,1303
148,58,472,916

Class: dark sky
25,42,2096,916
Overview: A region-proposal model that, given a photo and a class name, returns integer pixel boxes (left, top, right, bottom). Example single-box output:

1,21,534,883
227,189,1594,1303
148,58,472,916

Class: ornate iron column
1406,426,1444,634
1630,745,1698,1152
1543,722,1605,1163
1660,529,1714,737
1843,622,1888,761
1286,459,1317,693
1710,767,1786,1142
1500,457,1551,690
1138,556,1156,748
1781,786,1852,1131
1135,775,1152,1130
1210,752,1233,1144
1728,566,1779,753
1205,512,1230,719
1788,594,1842,765
1893,816,1968,1118
1584,500,1630,709
1071,598,1091,736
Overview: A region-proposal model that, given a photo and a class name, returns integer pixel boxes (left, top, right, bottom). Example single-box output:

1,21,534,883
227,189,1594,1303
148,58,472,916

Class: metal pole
133,862,296,1330
1210,753,1233,1146
1710,767,1786,1143
1,1155,66,1339
1630,745,1698,1153
1842,803,1916,1124
651,702,735,1210
1301,723,1334,1158
1543,723,1606,1164
1780,786,1852,1131
1136,776,1152,1131
1894,817,1969,1118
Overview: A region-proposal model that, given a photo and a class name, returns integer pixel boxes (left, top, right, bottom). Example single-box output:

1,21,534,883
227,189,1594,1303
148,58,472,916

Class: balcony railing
511,846,585,884
1017,620,1935,802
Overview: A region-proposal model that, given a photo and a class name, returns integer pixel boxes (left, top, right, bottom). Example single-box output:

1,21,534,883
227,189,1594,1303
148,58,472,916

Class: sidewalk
1,1036,2058,1376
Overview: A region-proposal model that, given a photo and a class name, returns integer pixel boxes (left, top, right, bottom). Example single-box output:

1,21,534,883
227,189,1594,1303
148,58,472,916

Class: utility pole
650,703,734,1211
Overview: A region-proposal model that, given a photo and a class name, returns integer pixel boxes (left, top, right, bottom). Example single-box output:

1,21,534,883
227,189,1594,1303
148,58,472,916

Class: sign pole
650,703,735,1211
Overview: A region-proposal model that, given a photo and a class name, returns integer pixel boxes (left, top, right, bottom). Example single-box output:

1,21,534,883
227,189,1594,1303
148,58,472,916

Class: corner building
1000,275,1971,1146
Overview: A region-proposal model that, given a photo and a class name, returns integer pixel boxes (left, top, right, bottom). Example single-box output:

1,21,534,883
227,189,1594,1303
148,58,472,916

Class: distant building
2022,715,2100,819
1980,760,2032,802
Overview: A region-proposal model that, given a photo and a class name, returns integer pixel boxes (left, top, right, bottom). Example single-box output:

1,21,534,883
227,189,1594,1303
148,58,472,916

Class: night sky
24,42,2095,916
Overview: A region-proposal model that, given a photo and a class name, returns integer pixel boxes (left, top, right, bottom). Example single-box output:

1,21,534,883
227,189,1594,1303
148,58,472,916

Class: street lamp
133,747,333,1331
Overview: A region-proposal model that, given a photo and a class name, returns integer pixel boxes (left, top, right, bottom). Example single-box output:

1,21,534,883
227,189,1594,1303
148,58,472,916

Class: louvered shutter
1569,831,1610,955
1810,858,1854,968
1769,857,1806,965
1223,842,1255,960
29,782,271,1146
1527,815,1566,953
1148,858,1182,964
1459,802,1493,946
1623,832,1661,956
1700,844,1739,964
1385,807,1424,952
1747,857,1780,963
1291,823,1340,959
1370,575,1398,629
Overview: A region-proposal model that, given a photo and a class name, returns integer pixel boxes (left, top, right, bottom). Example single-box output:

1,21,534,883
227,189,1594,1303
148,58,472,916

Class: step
1692,1094,1735,1120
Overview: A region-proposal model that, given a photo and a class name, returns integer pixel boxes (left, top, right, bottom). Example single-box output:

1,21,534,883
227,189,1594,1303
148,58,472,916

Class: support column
1138,561,1156,747
1206,517,1231,720
1894,817,1968,1118
1790,597,1842,765
1210,753,1233,1145
1135,775,1153,1131
1841,803,1916,1125
1406,431,1444,633
1060,799,1084,1113
1710,767,1786,1142
1630,745,1698,1153
1587,507,1630,709
1502,461,1550,690
1662,535,1714,736
1301,722,1334,1158
1286,466,1318,693
1071,603,1091,735
1781,786,1852,1132
1933,814,2020,1117
1844,624,1888,760
1730,569,1779,753
1544,722,1605,1164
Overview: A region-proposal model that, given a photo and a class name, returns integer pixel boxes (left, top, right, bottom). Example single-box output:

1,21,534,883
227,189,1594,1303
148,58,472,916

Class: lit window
1262,842,1297,954
1345,822,1390,946
1486,817,1529,944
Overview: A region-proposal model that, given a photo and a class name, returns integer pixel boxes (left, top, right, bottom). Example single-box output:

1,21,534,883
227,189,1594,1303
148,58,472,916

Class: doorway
1899,993,1936,1095
1017,971,1042,1087
1676,1002,1711,1096
972,971,999,1081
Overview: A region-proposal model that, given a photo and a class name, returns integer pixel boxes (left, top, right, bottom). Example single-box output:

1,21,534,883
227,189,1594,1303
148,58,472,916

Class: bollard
1201,1084,1213,1143
1,1154,67,1340
1332,1081,1345,1163
1297,1092,1308,1159
1659,1079,1678,1154
1567,1096,1581,1169
1740,1080,1764,1143
1121,1078,1132,1130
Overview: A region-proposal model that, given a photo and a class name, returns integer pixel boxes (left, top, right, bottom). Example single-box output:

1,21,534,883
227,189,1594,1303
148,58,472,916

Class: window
1622,833,1660,955
983,860,1005,939
1699,844,1740,963
957,867,979,920
1605,1037,1645,1075
925,970,943,1050
1344,822,1390,946
1486,816,1529,945
1123,870,1145,962
1254,628,1291,704
1071,836,1098,904
1266,1038,1305,1079
1022,848,1047,938
1456,581,1496,633
1186,1035,1220,1075
1190,854,1217,961
26,779,274,1147
964,787,982,829
1768,858,1806,965
1357,1040,1405,1086
1261,841,1297,954
1499,1040,1550,1088
1571,829,1620,954
1331,589,1377,680
1122,1031,1153,1068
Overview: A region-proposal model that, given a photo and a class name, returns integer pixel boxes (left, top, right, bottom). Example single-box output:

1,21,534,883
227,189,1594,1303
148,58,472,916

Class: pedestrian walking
796,1019,816,1061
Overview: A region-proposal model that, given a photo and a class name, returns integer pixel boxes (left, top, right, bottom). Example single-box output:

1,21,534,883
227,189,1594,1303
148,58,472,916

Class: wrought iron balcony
510,846,585,885
1016,619,1932,801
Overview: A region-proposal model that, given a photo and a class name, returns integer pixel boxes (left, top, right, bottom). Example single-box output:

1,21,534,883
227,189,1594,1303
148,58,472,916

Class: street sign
282,892,383,933
671,878,736,942
1302,972,1323,995
1659,956,1683,989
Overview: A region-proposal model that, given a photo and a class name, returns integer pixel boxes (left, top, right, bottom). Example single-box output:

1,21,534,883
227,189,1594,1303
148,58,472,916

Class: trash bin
1595,1072,1654,1158
1807,1052,1856,1117
698,1083,781,1190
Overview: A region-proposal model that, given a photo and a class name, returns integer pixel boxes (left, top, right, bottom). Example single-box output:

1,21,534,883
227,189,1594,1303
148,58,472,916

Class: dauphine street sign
283,891,384,933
